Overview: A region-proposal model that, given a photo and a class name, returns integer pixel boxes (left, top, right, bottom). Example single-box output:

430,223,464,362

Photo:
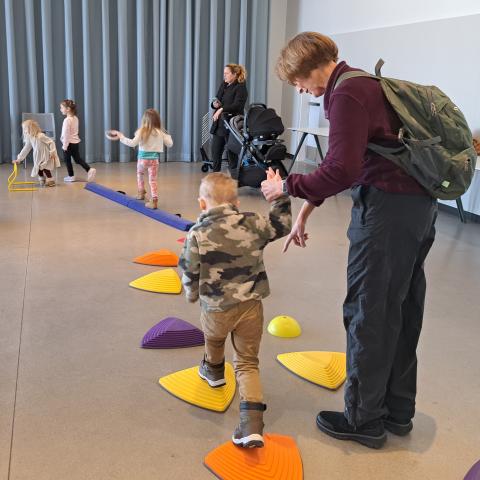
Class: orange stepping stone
133,249,179,266
204,434,303,480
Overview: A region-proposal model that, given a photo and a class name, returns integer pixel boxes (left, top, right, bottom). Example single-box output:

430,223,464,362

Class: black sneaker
383,417,413,436
316,411,387,449
198,357,226,388
232,402,266,448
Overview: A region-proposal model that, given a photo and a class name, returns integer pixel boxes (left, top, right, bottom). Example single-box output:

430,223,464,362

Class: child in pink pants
110,109,172,209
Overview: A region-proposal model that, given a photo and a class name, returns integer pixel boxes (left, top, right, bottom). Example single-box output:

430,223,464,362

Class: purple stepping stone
465,460,480,480
141,317,204,349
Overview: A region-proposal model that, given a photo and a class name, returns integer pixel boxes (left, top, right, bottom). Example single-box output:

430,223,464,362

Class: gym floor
1,161,479,479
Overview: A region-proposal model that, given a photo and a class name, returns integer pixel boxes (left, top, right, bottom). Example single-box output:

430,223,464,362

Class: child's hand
12,159,21,164
261,168,284,202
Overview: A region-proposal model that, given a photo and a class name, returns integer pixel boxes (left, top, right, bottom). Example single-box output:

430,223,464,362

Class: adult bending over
261,32,437,449
210,64,248,172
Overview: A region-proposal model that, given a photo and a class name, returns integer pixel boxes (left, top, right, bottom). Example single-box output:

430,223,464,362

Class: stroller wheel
201,164,209,173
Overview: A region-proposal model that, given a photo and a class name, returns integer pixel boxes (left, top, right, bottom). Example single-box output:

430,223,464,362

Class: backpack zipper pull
431,102,437,116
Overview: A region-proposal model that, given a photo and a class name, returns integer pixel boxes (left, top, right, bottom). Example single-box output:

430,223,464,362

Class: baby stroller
225,103,288,187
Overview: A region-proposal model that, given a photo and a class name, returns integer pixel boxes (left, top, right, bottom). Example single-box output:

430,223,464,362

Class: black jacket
210,81,248,135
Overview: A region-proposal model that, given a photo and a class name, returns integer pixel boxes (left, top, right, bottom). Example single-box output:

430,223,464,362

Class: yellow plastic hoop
8,163,37,192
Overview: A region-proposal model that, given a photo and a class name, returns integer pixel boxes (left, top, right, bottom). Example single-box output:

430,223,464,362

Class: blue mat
85,183,194,231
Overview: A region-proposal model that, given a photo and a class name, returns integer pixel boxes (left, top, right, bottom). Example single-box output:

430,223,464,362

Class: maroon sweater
286,61,425,206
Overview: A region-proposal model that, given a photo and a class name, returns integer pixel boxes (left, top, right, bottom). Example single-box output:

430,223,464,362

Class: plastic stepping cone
277,351,347,390
204,434,303,480
159,363,235,412
141,317,204,349
177,237,186,244
129,268,182,294
133,249,179,267
464,460,480,480
267,315,301,338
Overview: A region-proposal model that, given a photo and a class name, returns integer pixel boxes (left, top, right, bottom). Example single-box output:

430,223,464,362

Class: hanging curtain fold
0,0,270,164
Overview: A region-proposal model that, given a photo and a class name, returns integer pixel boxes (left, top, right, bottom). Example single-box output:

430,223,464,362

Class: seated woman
210,63,248,172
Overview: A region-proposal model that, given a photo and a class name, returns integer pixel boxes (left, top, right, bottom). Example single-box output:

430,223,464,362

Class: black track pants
343,185,437,427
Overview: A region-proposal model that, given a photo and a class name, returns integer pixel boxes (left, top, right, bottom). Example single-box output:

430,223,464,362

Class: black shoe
198,357,226,388
316,411,387,449
383,417,413,436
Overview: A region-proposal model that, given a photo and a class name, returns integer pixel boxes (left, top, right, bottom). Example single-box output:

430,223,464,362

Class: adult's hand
261,167,283,202
283,201,316,252
283,216,309,252
213,108,223,122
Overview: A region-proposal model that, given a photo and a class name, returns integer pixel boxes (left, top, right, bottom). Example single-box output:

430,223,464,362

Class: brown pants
200,299,264,403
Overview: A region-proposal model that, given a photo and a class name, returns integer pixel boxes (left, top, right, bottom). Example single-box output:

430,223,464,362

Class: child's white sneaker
64,176,76,182
87,168,96,182
38,176,46,186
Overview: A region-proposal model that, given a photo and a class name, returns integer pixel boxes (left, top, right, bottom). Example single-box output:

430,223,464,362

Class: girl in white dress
13,120,61,187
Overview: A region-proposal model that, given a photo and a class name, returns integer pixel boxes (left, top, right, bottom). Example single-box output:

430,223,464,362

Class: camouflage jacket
179,196,291,311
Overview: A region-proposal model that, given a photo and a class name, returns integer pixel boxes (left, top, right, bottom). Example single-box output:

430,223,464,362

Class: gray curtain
0,0,270,164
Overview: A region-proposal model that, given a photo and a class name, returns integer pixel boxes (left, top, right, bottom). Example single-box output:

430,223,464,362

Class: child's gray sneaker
198,357,226,387
38,176,46,186
232,401,266,448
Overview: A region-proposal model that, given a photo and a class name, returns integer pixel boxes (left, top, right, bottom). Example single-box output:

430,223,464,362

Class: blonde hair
21,120,42,141
136,108,165,143
276,32,338,85
225,64,247,83
199,173,238,205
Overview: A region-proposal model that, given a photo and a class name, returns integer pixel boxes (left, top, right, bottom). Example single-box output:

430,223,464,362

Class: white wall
297,0,480,34
268,0,480,214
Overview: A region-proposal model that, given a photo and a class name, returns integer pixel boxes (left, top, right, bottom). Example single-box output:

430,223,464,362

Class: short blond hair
21,119,42,140
199,173,238,205
276,31,338,85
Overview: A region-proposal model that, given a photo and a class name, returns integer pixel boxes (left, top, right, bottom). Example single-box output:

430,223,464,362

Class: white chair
21,113,57,179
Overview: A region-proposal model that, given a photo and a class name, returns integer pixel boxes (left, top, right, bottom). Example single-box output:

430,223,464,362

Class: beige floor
1,161,479,480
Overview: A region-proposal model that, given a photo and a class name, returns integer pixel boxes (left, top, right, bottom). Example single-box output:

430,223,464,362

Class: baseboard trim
438,202,480,223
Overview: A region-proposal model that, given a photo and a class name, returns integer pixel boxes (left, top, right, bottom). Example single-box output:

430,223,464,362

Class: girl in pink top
60,99,96,183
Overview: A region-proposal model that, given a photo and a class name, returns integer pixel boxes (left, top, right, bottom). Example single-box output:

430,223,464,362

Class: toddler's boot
232,401,266,448
198,357,226,387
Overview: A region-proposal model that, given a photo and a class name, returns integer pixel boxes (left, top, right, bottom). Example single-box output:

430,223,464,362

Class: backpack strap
333,71,379,90
334,57,386,90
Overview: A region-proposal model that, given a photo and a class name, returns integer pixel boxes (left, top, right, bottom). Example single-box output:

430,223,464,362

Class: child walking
60,99,96,183
179,172,291,448
111,109,173,210
13,119,60,186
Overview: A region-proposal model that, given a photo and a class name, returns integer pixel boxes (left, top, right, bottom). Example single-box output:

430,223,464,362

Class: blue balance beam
85,183,194,231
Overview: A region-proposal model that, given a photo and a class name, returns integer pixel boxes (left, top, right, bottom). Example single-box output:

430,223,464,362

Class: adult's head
224,64,247,85
276,32,338,97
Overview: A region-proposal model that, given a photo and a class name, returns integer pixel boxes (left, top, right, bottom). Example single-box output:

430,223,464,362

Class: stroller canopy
245,105,284,138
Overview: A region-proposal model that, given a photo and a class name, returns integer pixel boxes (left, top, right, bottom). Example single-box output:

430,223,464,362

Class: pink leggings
137,159,159,199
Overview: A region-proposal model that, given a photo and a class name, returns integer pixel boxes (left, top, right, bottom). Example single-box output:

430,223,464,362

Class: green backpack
334,60,476,200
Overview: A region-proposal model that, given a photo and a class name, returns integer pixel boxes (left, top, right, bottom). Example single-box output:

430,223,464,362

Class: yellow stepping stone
159,363,236,412
129,268,182,294
277,351,346,390
267,315,301,338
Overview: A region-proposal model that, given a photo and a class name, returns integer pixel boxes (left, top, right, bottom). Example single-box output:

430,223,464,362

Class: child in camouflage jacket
179,172,291,448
